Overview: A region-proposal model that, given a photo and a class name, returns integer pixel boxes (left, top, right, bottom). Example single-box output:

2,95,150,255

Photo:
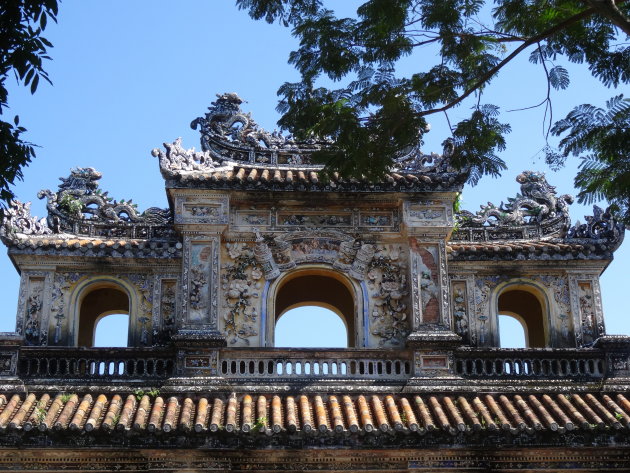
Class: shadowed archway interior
498,289,546,348
78,287,129,347
275,272,356,347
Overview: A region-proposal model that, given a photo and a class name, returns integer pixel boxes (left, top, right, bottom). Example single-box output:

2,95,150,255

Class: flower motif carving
367,246,409,346
222,243,262,345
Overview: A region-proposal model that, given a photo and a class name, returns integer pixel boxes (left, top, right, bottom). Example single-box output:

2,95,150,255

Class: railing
13,346,612,383
454,348,607,379
218,348,413,381
18,347,176,381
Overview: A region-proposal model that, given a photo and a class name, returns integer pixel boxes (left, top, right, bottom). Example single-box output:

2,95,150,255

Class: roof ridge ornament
32,167,173,238
0,200,52,242
458,171,573,229
153,92,469,190
567,205,625,250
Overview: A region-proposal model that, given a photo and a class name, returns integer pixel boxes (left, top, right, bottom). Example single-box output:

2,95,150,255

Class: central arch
264,266,364,347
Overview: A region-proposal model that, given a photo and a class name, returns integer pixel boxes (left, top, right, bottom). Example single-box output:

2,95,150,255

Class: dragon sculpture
457,171,574,227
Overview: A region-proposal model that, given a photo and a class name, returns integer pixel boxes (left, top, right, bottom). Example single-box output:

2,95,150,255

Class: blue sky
1,2,627,345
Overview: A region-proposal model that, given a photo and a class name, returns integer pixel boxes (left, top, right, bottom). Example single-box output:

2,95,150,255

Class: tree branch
419,7,597,117
585,0,630,36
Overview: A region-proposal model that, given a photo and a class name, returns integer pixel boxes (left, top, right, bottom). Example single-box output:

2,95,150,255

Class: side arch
491,279,551,348
67,276,140,347
263,265,366,347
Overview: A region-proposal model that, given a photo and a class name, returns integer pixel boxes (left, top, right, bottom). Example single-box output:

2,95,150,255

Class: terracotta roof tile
0,392,629,439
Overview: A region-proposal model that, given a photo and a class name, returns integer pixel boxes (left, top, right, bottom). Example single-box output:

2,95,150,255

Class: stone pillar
170,190,230,353
403,198,461,348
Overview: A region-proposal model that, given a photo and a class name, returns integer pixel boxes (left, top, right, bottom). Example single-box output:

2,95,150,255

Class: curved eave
447,238,621,262
3,234,182,260
161,165,468,193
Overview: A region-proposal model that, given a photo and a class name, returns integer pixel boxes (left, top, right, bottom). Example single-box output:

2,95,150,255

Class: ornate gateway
0,94,629,471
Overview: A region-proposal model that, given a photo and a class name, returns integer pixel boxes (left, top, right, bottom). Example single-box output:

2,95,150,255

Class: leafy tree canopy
0,0,57,206
237,0,630,223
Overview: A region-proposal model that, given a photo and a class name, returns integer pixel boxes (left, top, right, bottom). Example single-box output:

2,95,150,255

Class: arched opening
275,306,348,348
271,269,357,347
78,287,130,347
497,288,546,348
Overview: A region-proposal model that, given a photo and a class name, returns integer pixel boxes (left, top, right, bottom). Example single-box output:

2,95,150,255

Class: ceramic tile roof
1,392,629,436
170,166,466,192
447,239,616,261
7,236,182,258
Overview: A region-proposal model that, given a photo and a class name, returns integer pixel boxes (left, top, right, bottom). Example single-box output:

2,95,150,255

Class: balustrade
18,348,175,380
218,349,413,380
454,348,606,378
13,346,609,383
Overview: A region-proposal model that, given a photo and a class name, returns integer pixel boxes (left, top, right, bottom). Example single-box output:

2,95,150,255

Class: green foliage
252,416,268,432
59,393,74,403
0,1,58,206
238,0,630,195
58,193,83,216
548,95,630,224
134,388,160,401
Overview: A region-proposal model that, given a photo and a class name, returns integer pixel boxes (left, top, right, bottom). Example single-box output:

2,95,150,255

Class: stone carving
0,200,51,241
159,280,177,341
473,275,506,346
190,92,327,167
34,168,172,238
50,273,81,345
152,137,222,176
411,243,441,324
451,282,468,340
24,281,44,346
367,246,409,347
222,243,262,345
535,275,572,343
457,171,573,228
578,281,600,345
189,265,208,311
253,233,280,280
125,274,153,346
279,212,352,228
567,205,625,249
183,241,217,326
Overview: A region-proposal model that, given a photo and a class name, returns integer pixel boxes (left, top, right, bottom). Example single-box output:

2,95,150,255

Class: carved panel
221,242,263,345
182,237,219,328
174,194,228,225
534,275,573,347
450,280,470,343
404,200,452,229
572,279,605,346
366,245,410,347
230,206,399,232
409,240,441,327
21,276,51,346
472,275,506,346
49,272,81,345
156,279,177,344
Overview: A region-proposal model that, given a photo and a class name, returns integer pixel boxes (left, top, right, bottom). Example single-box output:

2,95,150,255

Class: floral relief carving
125,274,153,346
24,280,44,346
367,246,409,347
451,281,468,340
159,280,177,342
189,265,208,310
222,243,263,345
50,272,81,345
535,275,572,343
578,281,598,345
473,275,506,345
